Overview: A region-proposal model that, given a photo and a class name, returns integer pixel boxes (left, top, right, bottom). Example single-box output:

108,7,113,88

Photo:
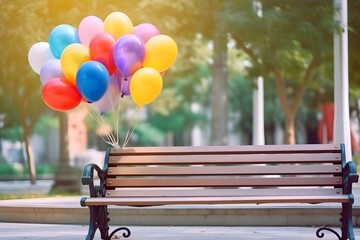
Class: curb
0,199,359,227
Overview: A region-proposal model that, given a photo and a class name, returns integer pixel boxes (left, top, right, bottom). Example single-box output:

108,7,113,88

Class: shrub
0,162,17,175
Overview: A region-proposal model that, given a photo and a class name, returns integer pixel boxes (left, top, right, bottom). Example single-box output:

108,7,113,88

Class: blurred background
0,0,360,191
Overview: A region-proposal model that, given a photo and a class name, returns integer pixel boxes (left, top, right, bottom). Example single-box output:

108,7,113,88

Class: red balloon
42,77,82,111
89,32,116,74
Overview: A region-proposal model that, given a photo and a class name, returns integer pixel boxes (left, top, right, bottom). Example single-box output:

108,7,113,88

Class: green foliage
353,155,360,174
0,126,23,142
0,194,49,200
0,162,17,175
33,113,59,136
133,122,165,146
0,161,55,175
35,164,55,175
0,191,79,200
222,0,337,143
0,0,48,112
349,0,360,89
228,75,283,133
2,0,359,147
225,0,334,78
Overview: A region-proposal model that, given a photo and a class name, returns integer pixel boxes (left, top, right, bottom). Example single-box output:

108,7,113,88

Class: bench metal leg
341,202,355,240
316,227,341,240
108,227,131,240
85,205,131,240
84,206,109,240
98,206,110,239
316,201,355,240
85,206,98,240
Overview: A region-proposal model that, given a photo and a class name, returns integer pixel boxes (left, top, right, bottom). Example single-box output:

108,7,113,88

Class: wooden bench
80,143,358,240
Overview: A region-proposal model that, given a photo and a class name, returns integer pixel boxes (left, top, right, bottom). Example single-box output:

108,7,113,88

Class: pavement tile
0,223,359,240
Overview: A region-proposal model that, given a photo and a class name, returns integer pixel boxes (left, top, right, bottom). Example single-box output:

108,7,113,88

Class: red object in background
317,102,360,154
317,103,334,144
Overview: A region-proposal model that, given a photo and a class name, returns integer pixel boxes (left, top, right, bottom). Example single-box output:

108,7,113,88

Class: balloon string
121,118,138,148
113,75,125,147
88,108,120,148
88,90,138,149
88,110,111,146
108,93,119,147
112,102,122,149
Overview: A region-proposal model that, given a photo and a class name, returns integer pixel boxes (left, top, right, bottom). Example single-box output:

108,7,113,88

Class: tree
136,0,231,145
225,0,335,144
348,0,360,134
0,0,50,184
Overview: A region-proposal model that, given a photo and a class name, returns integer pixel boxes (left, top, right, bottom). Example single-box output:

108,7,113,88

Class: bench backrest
103,144,345,198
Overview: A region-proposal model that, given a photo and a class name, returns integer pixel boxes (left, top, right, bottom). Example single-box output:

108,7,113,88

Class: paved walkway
1,180,359,239
2,222,359,240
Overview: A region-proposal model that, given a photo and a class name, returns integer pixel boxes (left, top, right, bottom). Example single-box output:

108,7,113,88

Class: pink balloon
133,23,160,43
78,16,104,47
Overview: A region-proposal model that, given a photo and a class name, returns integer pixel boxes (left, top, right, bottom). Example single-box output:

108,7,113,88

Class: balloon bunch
28,11,178,114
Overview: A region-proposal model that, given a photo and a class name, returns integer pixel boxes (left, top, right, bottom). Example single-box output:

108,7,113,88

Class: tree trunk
210,13,228,145
283,114,296,144
20,108,36,184
59,112,69,167
51,112,81,193
272,67,302,145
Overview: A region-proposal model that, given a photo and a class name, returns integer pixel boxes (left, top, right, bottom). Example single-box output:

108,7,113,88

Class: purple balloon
133,23,160,43
92,73,122,115
39,59,65,85
113,34,145,77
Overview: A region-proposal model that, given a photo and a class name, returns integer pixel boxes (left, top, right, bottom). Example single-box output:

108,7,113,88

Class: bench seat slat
105,187,343,197
108,153,341,165
82,195,350,206
110,144,341,156
107,164,342,176
106,176,342,188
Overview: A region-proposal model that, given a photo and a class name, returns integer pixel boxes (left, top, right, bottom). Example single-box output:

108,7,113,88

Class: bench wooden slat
110,144,341,156
83,195,350,206
105,187,343,197
108,153,341,165
107,164,342,176
106,176,342,188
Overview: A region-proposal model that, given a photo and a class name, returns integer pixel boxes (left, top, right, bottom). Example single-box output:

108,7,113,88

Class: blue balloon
76,61,110,102
49,24,80,58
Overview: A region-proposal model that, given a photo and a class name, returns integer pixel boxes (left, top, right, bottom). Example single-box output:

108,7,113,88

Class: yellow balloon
60,43,90,84
130,67,163,108
143,35,177,72
104,12,133,39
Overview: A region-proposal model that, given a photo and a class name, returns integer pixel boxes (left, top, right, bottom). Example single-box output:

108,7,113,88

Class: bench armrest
343,161,359,194
82,163,107,197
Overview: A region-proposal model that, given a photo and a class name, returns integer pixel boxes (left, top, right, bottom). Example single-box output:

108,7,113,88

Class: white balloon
28,42,54,74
